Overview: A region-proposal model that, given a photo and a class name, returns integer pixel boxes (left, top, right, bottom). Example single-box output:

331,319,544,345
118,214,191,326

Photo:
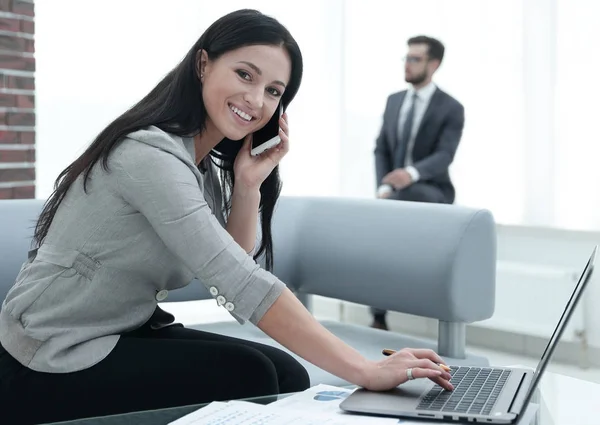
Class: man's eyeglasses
403,55,427,64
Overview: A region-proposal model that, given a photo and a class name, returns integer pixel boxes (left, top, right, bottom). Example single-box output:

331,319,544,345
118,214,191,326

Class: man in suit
371,35,465,330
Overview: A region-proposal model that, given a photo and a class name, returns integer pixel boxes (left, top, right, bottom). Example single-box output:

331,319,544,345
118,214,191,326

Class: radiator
475,260,586,343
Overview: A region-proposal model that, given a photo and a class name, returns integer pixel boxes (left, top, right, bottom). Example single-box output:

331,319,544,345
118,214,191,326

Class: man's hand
376,184,392,199
382,168,413,190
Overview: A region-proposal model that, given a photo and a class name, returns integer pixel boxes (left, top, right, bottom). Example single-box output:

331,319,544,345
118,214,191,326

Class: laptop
340,246,597,424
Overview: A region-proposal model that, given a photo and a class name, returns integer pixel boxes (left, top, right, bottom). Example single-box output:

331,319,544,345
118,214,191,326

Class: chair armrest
271,196,496,324
0,199,44,302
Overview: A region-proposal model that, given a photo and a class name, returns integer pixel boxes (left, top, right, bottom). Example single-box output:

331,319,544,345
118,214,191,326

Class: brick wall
0,0,35,200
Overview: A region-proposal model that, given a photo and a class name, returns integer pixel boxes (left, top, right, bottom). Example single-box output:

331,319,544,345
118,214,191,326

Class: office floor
162,300,600,385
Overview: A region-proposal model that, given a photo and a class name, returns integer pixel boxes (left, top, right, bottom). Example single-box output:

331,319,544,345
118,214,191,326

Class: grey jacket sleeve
412,101,465,181
109,141,285,325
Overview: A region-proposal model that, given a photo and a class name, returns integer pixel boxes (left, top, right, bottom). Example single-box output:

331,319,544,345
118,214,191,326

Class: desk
533,371,600,425
43,371,600,425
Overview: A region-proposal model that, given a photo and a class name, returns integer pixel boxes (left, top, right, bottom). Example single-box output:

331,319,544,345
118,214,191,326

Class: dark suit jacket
374,87,465,204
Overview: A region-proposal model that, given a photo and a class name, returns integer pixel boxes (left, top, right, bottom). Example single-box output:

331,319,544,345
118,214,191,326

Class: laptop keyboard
416,366,511,415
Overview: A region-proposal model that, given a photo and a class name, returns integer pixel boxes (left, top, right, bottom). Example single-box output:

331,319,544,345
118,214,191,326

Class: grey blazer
0,126,285,373
374,88,465,203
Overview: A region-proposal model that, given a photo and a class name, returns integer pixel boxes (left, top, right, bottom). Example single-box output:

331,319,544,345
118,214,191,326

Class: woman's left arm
226,185,260,253
226,112,289,253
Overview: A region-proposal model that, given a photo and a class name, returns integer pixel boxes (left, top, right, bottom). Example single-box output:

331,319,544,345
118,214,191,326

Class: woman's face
200,44,291,141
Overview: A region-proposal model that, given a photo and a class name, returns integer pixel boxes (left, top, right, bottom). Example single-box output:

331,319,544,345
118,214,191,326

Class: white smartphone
251,104,283,156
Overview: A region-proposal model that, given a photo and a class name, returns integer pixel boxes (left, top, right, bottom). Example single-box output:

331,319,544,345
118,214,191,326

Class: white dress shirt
378,81,437,197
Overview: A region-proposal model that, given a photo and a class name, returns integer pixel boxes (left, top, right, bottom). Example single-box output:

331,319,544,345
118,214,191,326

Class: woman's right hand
362,348,454,392
257,290,454,394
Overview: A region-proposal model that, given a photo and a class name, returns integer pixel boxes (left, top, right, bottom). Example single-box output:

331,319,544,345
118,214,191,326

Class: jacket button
209,286,218,296
225,302,235,312
216,295,226,306
155,290,169,301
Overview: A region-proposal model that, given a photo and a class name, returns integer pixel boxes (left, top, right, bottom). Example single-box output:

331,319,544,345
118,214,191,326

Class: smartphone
251,104,283,156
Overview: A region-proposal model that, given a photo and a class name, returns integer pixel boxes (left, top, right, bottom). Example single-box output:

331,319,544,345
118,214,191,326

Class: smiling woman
200,46,290,136
198,45,291,152
0,8,452,425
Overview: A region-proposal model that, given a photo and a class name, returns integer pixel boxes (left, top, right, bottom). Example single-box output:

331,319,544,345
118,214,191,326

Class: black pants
390,182,447,203
0,324,310,425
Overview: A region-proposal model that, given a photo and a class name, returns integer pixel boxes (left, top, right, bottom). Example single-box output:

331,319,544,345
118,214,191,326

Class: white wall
342,0,526,224
494,225,600,349
341,0,600,232
36,0,600,232
553,0,600,231
35,0,343,199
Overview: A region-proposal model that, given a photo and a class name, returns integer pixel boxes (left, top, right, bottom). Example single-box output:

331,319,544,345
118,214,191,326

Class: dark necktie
395,92,418,168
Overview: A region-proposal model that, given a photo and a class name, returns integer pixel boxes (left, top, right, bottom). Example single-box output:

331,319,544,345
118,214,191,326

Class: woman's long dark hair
33,9,303,271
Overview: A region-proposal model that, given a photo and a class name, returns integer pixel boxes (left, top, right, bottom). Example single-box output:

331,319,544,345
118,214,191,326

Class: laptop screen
519,246,596,409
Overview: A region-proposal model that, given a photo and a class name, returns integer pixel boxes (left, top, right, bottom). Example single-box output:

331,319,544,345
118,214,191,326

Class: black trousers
0,324,310,425
389,182,447,204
